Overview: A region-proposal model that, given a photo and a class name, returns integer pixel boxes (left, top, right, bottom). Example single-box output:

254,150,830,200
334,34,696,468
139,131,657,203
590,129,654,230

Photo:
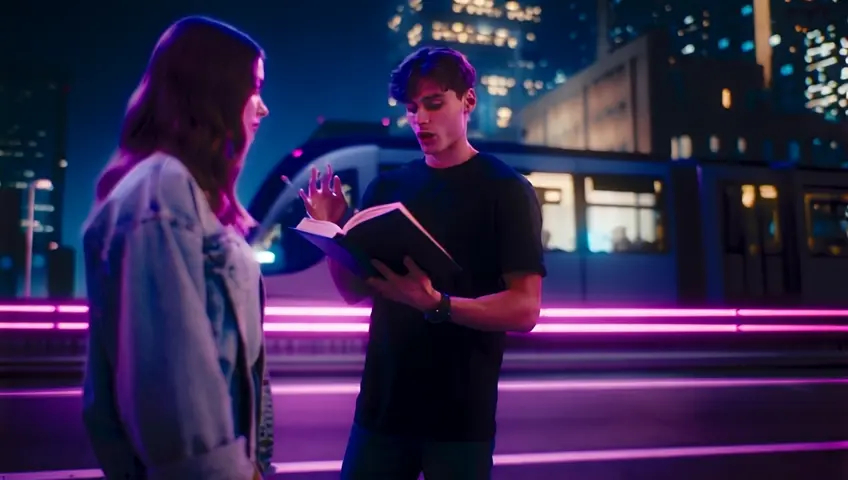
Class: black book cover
291,207,461,279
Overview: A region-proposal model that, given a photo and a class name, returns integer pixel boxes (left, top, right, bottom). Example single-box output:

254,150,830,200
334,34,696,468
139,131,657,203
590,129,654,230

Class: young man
299,46,546,479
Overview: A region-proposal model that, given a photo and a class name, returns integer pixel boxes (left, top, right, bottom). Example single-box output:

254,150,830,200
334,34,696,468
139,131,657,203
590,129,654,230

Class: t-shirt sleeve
495,175,547,278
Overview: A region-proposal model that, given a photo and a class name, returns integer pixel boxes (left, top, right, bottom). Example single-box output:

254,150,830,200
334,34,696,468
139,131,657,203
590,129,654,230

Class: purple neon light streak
2,304,848,333
2,320,848,333
3,376,847,399
2,440,847,479
2,303,848,318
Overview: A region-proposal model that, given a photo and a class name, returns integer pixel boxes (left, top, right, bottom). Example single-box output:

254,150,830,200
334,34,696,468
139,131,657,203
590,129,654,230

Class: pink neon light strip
2,440,847,479
2,321,848,333
4,376,847,399
1,304,848,318
1,304,848,334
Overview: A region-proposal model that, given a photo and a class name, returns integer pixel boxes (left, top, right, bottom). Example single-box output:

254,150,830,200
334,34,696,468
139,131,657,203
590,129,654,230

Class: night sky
2,0,393,262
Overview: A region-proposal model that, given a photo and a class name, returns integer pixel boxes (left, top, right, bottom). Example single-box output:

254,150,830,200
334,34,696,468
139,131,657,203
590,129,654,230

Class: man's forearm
328,258,370,304
442,290,539,333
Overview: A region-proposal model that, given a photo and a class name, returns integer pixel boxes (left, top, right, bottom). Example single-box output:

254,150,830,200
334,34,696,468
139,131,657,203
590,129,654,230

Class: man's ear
464,88,477,114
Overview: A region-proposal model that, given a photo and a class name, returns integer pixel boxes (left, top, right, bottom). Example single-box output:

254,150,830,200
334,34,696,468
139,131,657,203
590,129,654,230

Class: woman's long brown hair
96,16,264,233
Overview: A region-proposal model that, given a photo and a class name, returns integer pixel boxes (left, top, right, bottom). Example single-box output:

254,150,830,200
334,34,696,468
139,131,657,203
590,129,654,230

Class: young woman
81,16,273,480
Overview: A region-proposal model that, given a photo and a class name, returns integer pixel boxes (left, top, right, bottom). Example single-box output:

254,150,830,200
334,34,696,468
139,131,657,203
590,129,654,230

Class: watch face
426,309,447,324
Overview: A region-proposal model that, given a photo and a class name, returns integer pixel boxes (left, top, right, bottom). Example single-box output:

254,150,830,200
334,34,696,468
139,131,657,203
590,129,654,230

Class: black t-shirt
353,153,546,441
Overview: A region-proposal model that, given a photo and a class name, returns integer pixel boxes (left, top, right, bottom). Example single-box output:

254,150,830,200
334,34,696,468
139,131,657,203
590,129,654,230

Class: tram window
584,175,665,253
722,184,781,255
253,169,360,274
804,191,848,256
524,172,577,252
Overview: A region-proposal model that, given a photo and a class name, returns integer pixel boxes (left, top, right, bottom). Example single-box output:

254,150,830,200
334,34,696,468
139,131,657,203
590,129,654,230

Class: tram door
721,183,785,303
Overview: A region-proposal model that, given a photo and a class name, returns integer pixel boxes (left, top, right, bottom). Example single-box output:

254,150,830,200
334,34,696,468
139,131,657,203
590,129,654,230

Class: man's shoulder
472,152,534,191
375,158,425,182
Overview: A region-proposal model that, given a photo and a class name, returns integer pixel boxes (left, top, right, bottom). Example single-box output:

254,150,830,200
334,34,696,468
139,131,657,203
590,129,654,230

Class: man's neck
425,138,477,169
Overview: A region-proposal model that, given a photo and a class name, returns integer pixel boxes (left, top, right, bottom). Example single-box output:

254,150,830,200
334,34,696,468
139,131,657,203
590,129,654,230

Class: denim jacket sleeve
114,214,255,480
256,369,275,475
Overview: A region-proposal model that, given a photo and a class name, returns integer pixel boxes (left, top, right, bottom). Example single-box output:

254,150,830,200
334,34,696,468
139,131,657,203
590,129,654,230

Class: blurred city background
1,1,848,479
1,0,846,299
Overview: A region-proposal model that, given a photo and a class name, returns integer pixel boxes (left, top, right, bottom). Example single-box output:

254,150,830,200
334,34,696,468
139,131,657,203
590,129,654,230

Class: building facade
387,0,565,139
520,31,847,165
0,69,70,295
600,0,848,122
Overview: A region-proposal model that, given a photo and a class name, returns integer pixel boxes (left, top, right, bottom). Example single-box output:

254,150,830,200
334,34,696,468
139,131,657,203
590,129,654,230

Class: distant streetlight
23,179,53,298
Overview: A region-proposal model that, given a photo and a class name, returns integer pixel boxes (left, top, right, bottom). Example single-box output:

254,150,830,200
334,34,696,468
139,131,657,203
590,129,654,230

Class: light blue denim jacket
81,154,275,480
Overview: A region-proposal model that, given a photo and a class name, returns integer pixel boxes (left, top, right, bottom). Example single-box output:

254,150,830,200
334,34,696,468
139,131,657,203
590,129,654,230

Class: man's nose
414,109,429,124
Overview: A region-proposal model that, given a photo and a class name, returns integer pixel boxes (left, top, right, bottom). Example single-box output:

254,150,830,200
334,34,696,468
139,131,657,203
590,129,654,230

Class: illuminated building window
769,34,781,46
710,135,720,153
803,29,847,120
788,141,800,161
741,40,754,52
741,5,752,16
718,38,730,49
451,0,539,21
679,135,692,158
407,23,422,46
523,79,544,95
496,107,512,128
682,44,695,55
670,137,680,160
738,137,747,154
431,21,520,47
722,88,732,109
481,75,516,96
780,64,793,76
453,0,502,18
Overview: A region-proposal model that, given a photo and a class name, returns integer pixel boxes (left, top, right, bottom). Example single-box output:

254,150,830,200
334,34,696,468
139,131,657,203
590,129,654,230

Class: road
1,374,847,479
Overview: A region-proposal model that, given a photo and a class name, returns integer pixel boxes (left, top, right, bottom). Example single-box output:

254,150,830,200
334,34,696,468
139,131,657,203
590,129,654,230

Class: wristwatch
424,292,452,324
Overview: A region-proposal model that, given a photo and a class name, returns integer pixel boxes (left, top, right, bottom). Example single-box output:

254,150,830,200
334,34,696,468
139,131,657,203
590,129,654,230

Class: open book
292,202,461,279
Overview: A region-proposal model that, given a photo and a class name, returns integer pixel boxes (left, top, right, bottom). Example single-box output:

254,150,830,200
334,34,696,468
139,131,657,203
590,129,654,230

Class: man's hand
367,257,440,311
298,164,349,225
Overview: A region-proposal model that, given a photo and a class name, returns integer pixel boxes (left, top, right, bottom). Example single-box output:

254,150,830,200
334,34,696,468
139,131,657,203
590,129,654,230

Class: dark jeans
340,423,495,480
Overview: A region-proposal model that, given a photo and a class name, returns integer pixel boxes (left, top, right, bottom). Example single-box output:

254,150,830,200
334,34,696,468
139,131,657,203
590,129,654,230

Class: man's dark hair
389,47,476,103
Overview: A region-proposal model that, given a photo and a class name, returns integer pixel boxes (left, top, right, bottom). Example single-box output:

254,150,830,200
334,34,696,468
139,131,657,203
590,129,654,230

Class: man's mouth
417,132,436,141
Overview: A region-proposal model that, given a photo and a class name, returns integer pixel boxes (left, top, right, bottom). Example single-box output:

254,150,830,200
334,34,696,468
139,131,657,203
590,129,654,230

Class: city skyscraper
388,0,577,139
777,1,848,123
0,68,70,295
599,0,847,122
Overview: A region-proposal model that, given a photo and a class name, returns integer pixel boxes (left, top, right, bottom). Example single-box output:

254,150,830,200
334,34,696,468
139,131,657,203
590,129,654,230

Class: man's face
404,78,475,155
